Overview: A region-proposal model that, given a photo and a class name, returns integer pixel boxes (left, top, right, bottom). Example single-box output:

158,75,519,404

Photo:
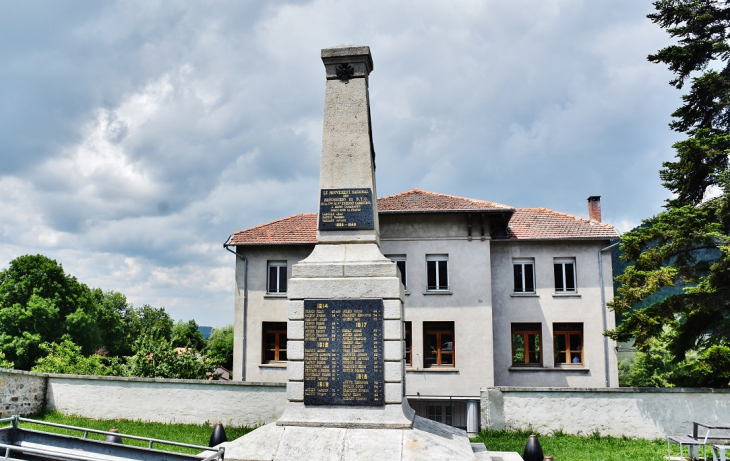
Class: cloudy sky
0,1,683,327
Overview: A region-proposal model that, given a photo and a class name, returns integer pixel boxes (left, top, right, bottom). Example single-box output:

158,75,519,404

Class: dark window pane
268,266,277,293
570,334,582,349
438,261,448,289
264,349,275,361
512,334,525,363
555,351,567,364
427,261,437,289
396,260,406,287
525,264,534,292
265,333,276,350
565,263,575,291
554,264,563,291
279,350,287,361
513,265,523,292
279,266,287,293
570,352,581,363
554,334,566,352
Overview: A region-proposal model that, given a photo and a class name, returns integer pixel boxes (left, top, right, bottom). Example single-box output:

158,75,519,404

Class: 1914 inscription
318,188,374,230
304,299,384,406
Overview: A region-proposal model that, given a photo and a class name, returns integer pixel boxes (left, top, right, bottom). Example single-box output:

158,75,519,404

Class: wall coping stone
46,374,285,386
483,386,730,394
0,368,46,377
2,368,285,387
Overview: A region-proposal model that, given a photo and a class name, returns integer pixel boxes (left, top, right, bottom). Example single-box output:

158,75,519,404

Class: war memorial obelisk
224,45,487,461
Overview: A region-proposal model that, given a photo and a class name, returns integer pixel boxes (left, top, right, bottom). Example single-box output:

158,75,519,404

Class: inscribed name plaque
303,299,384,406
318,188,374,230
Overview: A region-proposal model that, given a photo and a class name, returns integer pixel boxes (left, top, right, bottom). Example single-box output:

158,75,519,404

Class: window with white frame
386,255,407,289
426,255,449,291
267,261,287,294
553,258,577,293
513,258,535,293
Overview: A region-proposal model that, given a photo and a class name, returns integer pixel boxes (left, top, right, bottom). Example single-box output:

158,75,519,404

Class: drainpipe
224,235,248,382
599,241,620,387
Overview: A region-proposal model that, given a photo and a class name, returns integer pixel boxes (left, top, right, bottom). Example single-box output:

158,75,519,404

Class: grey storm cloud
0,0,683,325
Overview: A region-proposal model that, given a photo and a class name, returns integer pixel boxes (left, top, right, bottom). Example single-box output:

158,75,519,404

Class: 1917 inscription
304,299,384,406
318,188,374,230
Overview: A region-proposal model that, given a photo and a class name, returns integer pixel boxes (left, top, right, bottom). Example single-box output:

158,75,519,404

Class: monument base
276,399,415,429
221,415,490,461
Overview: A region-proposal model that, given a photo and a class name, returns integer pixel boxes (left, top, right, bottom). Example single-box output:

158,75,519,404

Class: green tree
31,340,127,376
0,351,13,369
206,325,234,370
171,319,206,351
127,335,215,379
609,0,730,387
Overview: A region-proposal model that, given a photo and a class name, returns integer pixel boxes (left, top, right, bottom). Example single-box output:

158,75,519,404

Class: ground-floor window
553,323,583,364
407,399,472,432
404,321,412,366
423,321,454,367
262,322,287,363
512,323,542,366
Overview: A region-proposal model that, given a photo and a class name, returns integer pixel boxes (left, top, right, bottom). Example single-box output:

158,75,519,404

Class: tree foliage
0,254,215,379
610,0,730,386
31,340,127,376
206,325,234,370
171,319,206,351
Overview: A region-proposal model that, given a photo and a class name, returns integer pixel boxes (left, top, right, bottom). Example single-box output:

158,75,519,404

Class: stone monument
223,45,488,461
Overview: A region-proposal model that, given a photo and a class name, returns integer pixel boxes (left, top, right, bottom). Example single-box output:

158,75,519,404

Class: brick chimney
588,196,601,222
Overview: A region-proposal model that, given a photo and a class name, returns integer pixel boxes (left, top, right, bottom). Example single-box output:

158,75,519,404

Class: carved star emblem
336,63,354,83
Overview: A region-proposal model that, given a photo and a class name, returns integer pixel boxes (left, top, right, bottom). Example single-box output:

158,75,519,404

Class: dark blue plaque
318,188,375,230
303,299,384,406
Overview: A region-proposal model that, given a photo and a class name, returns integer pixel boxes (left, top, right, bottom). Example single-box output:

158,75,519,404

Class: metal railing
0,416,224,461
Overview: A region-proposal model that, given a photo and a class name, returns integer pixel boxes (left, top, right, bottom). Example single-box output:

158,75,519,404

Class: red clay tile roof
229,191,618,245
378,189,513,212
229,213,317,245
508,208,618,240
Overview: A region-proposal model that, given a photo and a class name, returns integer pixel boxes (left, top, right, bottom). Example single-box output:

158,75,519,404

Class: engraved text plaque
318,188,374,230
303,299,384,406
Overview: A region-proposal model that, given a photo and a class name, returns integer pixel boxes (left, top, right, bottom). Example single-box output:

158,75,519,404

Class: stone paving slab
223,416,487,460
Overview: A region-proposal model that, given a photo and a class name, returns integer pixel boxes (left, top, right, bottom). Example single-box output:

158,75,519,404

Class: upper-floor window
553,323,583,364
512,323,542,366
426,255,449,291
387,255,407,289
267,261,287,294
554,258,576,293
262,322,287,363
513,258,535,293
424,321,454,367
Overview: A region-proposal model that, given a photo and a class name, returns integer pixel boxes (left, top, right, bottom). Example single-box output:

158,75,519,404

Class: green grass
10,411,255,455
472,428,675,461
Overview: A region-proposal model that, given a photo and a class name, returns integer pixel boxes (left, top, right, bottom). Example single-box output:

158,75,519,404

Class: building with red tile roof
226,188,620,432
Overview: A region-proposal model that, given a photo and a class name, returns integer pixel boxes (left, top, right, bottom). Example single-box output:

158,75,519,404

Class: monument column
277,44,413,429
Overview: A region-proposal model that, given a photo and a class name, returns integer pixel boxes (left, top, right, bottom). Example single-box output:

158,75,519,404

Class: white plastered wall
490,240,619,387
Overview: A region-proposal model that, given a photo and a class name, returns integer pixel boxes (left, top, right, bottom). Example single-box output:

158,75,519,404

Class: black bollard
523,434,544,461
209,422,227,447
105,428,123,444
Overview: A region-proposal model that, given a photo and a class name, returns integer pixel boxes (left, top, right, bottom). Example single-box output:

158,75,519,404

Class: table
694,422,730,443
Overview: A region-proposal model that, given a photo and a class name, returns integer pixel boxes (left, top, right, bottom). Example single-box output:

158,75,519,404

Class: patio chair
667,434,707,460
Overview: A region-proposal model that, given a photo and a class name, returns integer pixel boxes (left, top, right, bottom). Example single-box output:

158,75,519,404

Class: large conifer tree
610,0,730,386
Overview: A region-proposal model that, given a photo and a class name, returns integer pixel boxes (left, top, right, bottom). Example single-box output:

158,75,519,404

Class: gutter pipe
599,240,620,388
224,235,248,382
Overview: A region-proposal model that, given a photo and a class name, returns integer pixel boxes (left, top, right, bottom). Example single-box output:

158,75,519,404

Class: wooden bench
667,434,706,460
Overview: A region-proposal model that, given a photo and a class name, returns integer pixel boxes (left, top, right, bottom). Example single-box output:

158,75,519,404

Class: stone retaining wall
482,387,730,439
0,369,47,417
